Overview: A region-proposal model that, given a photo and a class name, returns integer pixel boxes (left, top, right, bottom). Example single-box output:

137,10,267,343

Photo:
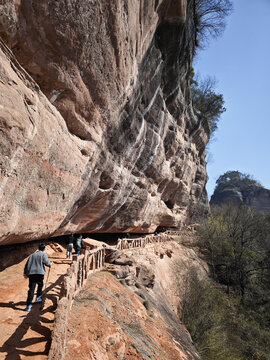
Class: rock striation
0,0,209,245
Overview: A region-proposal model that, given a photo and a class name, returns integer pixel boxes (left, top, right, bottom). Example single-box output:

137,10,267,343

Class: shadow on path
0,301,26,312
0,275,65,359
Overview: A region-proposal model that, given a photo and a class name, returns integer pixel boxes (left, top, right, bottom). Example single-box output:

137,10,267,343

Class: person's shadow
0,275,65,359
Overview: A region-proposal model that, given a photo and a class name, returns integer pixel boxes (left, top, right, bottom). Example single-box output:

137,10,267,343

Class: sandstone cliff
0,0,209,246
211,182,270,213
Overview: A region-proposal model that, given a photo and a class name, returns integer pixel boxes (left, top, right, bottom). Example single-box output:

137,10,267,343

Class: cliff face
211,185,270,213
0,0,209,245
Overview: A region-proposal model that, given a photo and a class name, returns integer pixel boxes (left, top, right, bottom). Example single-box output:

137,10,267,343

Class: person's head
39,243,46,251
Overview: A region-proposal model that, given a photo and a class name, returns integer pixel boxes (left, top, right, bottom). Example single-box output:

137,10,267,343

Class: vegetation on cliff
210,170,267,207
191,73,226,136
191,0,233,138
182,203,270,360
214,170,262,192
194,0,233,48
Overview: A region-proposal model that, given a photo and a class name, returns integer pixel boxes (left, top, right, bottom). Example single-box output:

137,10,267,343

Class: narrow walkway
0,244,70,360
0,234,174,360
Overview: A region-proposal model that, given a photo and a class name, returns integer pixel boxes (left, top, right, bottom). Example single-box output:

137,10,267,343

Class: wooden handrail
116,233,172,250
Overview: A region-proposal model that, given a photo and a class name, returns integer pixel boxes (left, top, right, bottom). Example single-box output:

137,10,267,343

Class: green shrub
181,270,270,360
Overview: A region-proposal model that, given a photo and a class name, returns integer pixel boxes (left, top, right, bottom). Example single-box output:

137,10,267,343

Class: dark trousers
26,274,44,305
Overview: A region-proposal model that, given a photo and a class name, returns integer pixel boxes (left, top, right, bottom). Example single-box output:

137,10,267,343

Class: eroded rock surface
64,271,201,360
0,0,209,245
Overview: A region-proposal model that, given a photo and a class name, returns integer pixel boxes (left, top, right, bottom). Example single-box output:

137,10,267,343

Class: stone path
0,243,70,360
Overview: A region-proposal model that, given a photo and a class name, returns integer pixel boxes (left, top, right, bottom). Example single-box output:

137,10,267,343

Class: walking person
75,234,84,255
24,243,52,311
66,234,74,259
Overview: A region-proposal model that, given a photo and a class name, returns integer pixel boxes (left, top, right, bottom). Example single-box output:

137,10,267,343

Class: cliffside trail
0,233,207,360
0,243,70,359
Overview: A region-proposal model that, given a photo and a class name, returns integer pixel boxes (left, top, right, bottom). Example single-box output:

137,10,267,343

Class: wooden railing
61,247,105,298
48,247,105,360
165,230,182,236
116,233,172,250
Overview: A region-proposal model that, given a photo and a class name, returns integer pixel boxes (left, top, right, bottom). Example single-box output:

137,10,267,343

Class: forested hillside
182,202,270,359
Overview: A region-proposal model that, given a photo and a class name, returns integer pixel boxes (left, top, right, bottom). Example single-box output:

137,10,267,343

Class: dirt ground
0,243,70,360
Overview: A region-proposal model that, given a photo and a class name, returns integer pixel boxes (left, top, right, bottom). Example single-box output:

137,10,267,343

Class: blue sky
194,0,270,197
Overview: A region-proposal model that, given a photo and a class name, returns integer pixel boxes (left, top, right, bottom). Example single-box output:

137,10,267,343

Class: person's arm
24,258,30,277
43,252,52,267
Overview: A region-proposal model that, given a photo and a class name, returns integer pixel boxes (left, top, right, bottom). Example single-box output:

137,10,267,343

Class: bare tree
191,75,226,136
194,0,233,47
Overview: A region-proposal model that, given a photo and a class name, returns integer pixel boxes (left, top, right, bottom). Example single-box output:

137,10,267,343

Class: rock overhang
0,0,209,246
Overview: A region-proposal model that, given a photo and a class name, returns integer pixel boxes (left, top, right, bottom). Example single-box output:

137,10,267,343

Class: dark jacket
24,250,51,277
67,234,75,245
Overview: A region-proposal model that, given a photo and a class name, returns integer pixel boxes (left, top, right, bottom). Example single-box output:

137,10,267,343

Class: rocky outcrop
243,186,270,213
211,184,270,213
0,0,209,246
62,271,202,360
